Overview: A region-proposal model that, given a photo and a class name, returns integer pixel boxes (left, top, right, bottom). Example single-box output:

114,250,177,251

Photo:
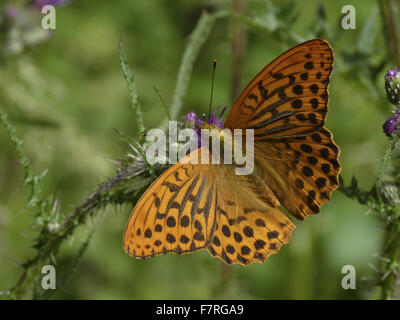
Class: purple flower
383,110,400,137
33,0,67,9
190,106,227,147
386,68,399,79
207,105,226,129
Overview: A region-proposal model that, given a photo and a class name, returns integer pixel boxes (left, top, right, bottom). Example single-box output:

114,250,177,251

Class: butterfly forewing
123,148,218,258
225,39,333,139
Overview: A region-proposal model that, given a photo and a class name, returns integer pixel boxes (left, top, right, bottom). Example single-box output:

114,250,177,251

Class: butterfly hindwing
208,206,295,265
207,165,295,265
253,127,340,219
123,148,218,258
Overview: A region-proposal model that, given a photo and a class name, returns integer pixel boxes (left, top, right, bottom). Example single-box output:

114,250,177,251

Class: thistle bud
380,182,400,205
382,110,400,137
385,68,400,106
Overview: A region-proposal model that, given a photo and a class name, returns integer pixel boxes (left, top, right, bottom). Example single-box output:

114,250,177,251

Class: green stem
376,136,400,299
380,227,400,299
231,0,247,105
377,135,399,181
154,86,171,121
376,0,400,300
379,0,400,67
166,10,227,124
7,163,150,299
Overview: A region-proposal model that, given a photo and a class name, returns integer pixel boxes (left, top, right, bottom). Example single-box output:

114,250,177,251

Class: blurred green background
0,0,395,299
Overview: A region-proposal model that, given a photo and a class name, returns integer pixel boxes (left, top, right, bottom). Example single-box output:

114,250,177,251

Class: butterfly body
199,122,233,155
123,39,341,265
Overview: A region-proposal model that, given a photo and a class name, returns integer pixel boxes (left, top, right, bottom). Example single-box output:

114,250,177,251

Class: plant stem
231,0,247,105
379,0,400,66
377,135,399,181
154,86,171,121
377,0,400,299
7,159,155,299
167,10,227,124
380,226,400,299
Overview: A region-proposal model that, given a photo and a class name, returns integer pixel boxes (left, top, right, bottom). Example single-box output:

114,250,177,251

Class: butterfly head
186,106,228,147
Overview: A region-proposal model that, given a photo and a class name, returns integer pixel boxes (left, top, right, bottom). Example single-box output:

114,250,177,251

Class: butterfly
123,39,341,265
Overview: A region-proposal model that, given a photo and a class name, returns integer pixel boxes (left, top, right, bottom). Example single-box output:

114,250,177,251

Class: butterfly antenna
208,59,217,118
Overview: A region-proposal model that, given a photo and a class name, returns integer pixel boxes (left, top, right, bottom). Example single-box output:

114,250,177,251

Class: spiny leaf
119,41,145,135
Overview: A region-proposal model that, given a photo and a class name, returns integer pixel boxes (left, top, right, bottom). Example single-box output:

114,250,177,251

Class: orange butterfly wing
224,38,340,219
225,39,332,136
123,148,217,258
207,164,295,265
